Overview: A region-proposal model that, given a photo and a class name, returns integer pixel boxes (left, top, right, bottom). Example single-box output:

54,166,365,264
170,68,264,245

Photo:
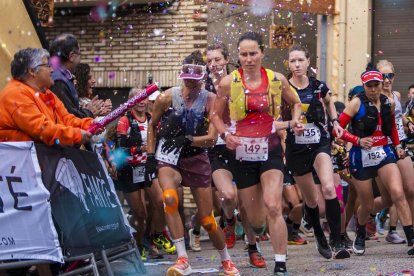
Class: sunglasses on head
382,73,395,80
181,64,206,75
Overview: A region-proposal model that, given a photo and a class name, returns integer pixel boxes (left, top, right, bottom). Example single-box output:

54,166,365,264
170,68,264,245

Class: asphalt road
112,230,414,276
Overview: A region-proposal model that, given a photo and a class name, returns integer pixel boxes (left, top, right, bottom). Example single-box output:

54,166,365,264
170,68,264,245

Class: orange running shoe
166,256,192,276
248,250,266,268
224,225,236,249
222,260,240,276
288,232,308,245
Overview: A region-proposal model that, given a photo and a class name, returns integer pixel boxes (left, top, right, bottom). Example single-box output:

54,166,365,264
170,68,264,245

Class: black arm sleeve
50,81,93,118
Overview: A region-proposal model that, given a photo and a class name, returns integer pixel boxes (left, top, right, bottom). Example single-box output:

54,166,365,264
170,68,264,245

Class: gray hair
128,87,143,98
11,48,50,80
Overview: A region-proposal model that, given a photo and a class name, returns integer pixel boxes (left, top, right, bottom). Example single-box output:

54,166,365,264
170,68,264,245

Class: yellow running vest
229,68,283,121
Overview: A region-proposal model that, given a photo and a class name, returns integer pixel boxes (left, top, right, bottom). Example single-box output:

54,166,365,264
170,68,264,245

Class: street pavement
112,230,414,276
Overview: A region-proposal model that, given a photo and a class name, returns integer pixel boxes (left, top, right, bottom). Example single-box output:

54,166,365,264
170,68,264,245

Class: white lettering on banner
56,157,118,211
155,138,181,165
295,123,321,144
236,137,268,161
361,146,387,167
0,141,63,263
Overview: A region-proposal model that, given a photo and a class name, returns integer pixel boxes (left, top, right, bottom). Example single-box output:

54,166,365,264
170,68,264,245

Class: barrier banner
0,142,63,263
35,144,132,255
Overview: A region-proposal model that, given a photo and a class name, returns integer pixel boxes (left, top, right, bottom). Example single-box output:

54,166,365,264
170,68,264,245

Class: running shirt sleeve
320,81,330,98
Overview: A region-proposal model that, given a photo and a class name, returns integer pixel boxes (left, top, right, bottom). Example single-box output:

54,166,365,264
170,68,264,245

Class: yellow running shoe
153,234,177,254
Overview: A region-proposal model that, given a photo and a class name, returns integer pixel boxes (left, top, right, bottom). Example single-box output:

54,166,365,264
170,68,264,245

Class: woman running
376,59,414,244
145,51,239,276
212,31,303,275
285,44,349,259
337,64,414,255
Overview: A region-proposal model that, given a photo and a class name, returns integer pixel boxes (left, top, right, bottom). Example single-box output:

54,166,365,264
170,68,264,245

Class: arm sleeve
50,81,93,118
11,99,84,146
334,112,360,145
54,95,93,129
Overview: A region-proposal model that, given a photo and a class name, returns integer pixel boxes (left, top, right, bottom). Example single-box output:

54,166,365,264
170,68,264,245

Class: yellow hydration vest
229,68,283,122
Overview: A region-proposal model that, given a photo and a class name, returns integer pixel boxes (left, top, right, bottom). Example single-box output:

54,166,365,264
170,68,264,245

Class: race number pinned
155,138,181,165
133,165,145,183
236,137,268,161
361,146,387,167
295,123,321,144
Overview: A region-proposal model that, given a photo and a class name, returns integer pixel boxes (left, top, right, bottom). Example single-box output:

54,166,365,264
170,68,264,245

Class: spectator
49,33,104,118
0,48,94,145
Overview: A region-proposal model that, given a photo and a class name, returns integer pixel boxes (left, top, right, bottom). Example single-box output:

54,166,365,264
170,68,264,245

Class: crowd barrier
0,142,145,275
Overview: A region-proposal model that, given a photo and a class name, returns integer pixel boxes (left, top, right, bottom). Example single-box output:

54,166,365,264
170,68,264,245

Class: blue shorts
349,145,396,181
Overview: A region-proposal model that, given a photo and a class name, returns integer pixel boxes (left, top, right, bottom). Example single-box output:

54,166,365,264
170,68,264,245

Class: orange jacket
0,80,93,145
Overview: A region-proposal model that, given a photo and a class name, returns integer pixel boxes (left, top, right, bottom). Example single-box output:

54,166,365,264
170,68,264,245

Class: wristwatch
220,131,230,140
185,135,194,142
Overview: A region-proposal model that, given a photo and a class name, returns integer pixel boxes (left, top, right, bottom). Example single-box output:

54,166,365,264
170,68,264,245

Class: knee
392,191,407,205
221,189,236,202
200,214,218,235
321,185,336,199
162,188,179,214
264,200,283,218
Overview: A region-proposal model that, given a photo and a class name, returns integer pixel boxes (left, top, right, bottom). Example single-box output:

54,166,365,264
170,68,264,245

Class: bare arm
147,90,172,154
190,93,218,148
211,75,231,136
277,73,303,133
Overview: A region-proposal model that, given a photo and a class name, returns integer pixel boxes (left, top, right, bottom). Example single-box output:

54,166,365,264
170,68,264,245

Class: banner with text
0,142,63,263
35,144,132,255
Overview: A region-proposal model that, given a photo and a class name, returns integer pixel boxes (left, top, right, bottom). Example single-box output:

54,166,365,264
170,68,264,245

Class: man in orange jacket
0,48,94,146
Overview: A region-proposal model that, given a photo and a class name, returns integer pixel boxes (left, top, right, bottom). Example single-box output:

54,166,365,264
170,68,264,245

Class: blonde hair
376,59,395,72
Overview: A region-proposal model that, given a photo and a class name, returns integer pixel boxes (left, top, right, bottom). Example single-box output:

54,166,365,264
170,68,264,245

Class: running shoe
188,228,202,252
138,245,147,262
248,250,266,268
340,232,353,253
221,260,240,276
331,242,351,259
148,244,163,259
352,233,366,255
153,234,177,254
366,217,379,240
274,266,288,276
224,225,236,249
375,213,386,235
259,233,269,241
315,235,332,259
288,231,308,245
166,256,192,276
299,218,314,237
385,230,406,244
408,243,414,255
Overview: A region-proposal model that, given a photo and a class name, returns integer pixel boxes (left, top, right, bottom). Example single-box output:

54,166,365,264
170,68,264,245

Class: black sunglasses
382,73,395,80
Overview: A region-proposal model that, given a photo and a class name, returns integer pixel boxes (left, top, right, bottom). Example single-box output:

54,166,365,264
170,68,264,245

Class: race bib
396,118,407,141
361,146,387,167
133,165,145,183
155,138,181,165
295,123,321,144
236,137,268,161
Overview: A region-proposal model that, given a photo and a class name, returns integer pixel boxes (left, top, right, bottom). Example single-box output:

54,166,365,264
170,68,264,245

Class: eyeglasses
36,63,51,68
382,73,395,80
72,50,82,56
